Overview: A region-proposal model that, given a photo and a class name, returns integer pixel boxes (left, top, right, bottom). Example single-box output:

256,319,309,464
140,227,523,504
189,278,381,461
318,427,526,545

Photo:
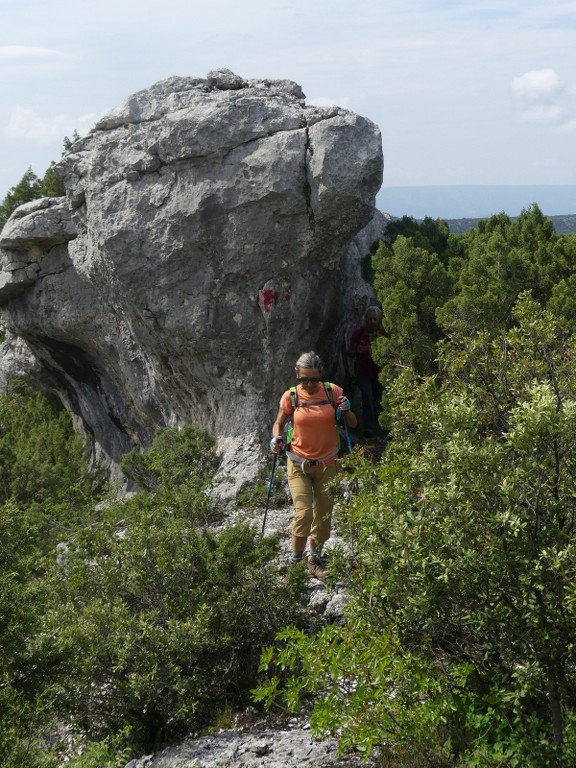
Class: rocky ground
125,713,377,768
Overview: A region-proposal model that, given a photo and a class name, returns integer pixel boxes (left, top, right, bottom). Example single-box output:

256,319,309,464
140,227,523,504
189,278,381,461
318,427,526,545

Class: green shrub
120,424,220,492
0,686,60,768
59,728,133,768
0,383,106,766
0,381,104,544
255,294,576,767
44,512,304,751
0,414,303,761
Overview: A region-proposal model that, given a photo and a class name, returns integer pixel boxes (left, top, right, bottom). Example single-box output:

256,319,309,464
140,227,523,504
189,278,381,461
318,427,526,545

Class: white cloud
512,67,576,133
0,45,72,62
512,68,561,100
5,108,96,146
520,104,564,124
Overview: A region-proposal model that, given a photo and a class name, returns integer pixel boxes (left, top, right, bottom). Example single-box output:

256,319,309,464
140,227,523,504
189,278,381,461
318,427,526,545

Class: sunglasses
297,377,321,384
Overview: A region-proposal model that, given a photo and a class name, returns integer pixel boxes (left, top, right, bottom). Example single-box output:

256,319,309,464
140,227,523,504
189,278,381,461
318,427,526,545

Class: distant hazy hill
378,185,576,221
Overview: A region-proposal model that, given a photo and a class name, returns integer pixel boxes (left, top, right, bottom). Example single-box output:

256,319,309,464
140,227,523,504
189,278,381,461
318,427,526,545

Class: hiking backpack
285,382,350,456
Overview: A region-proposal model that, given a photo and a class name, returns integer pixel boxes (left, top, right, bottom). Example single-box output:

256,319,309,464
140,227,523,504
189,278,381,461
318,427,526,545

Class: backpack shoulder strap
323,382,335,408
290,385,332,409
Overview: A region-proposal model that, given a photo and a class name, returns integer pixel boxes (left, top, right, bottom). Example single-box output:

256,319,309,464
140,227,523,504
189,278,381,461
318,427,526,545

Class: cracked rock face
0,69,384,472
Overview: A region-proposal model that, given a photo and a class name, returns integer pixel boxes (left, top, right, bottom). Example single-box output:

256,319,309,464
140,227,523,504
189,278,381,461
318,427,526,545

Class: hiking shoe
307,555,329,579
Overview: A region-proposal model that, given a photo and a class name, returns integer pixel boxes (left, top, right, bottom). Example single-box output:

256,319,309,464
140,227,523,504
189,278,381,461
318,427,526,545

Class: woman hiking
270,351,357,578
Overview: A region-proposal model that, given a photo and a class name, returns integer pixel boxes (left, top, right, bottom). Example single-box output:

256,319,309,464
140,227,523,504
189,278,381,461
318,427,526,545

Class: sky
1,0,576,216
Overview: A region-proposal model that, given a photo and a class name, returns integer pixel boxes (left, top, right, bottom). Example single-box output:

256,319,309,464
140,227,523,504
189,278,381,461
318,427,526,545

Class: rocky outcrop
0,69,384,476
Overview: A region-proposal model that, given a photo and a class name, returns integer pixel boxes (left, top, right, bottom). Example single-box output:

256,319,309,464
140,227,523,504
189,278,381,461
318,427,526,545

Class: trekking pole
336,393,354,455
342,412,353,454
261,451,278,536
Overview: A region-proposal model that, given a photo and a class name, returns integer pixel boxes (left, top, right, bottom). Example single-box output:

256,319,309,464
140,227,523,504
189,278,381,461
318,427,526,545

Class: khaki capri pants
287,457,339,546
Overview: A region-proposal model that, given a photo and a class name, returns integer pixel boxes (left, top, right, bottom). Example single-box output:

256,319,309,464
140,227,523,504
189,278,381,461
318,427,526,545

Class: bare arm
272,407,288,439
341,405,358,430
337,394,358,429
344,409,358,430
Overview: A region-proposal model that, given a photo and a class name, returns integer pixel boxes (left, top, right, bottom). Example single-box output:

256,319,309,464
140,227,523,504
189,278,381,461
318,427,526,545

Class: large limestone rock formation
0,68,384,476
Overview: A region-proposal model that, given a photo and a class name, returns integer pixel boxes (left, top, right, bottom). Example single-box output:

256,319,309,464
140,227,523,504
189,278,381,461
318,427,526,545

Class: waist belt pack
286,448,339,467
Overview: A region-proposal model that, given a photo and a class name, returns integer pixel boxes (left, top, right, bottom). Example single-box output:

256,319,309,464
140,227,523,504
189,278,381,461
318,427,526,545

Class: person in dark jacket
348,306,384,437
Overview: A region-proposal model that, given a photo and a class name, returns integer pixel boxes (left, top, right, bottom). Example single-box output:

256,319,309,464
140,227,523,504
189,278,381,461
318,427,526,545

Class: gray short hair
295,350,323,373
365,305,382,320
